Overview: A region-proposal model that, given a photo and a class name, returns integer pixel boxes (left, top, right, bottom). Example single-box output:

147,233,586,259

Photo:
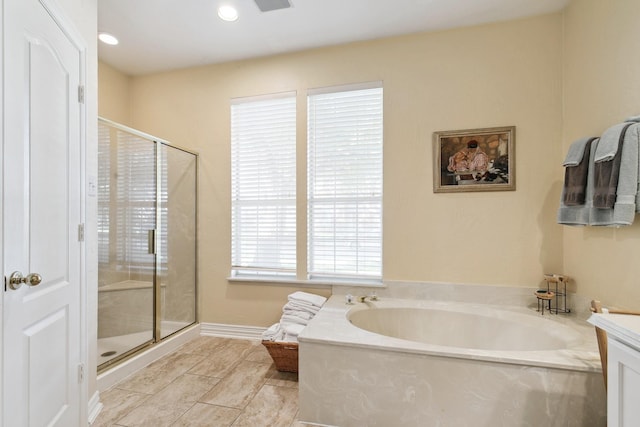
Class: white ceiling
98,0,569,76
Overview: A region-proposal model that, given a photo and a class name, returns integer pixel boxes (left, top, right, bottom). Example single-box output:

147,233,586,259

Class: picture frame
433,126,515,193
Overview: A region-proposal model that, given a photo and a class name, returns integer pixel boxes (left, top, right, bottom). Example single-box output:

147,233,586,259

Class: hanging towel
591,123,640,226
594,123,632,162
563,137,595,167
624,115,640,123
557,138,600,226
593,123,634,208
288,291,327,308
563,137,597,206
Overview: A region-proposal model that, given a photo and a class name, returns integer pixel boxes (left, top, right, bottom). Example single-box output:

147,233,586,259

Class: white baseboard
88,390,103,425
97,323,201,392
200,322,266,341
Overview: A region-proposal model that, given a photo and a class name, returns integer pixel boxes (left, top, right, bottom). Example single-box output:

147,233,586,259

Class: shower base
98,320,192,366
97,323,200,392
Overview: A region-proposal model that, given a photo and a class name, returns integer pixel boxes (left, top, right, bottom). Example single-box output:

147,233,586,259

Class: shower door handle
148,229,156,255
6,271,43,290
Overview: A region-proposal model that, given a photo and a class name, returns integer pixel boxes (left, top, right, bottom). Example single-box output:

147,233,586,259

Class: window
230,84,383,284
231,93,297,278
307,85,383,281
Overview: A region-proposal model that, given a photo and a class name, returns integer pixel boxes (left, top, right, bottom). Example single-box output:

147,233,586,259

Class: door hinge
78,85,85,104
78,224,85,242
78,364,85,383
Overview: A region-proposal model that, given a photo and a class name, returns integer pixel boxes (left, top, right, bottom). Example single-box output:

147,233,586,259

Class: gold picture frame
433,126,515,193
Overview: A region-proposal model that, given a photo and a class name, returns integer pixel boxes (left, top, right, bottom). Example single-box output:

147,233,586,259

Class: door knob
7,271,42,290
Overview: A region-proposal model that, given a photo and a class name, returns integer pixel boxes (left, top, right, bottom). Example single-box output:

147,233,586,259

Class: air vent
254,0,291,12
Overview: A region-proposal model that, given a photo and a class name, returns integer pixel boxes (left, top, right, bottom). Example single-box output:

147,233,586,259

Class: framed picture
433,126,515,193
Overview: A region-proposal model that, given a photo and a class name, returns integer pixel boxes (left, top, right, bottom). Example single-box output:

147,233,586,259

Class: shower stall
97,118,197,370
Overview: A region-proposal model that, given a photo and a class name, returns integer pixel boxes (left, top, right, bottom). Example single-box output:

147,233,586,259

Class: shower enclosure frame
97,117,199,371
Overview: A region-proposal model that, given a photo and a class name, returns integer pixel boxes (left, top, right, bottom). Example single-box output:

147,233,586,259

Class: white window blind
231,94,297,277
115,130,158,272
97,123,111,265
307,85,383,280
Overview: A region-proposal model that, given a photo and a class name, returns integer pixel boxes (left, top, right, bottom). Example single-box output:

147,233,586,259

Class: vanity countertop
589,313,640,351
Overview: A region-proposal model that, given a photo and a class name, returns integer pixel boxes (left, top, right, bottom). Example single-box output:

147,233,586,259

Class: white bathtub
299,287,606,427
348,304,582,352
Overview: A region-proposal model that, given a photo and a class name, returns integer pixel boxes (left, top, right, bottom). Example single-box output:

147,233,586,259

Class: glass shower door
98,124,157,366
157,143,197,339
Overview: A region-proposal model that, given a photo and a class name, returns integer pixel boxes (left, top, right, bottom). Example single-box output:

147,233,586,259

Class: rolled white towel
282,334,298,343
288,291,327,308
283,323,305,337
261,323,284,342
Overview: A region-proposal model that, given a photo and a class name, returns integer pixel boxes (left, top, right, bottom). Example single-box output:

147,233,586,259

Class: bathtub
298,285,606,427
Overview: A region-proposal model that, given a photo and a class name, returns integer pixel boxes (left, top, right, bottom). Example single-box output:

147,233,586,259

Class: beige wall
98,61,131,125
562,0,640,310
101,13,565,326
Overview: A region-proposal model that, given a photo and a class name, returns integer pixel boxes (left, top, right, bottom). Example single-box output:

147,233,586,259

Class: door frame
0,0,89,425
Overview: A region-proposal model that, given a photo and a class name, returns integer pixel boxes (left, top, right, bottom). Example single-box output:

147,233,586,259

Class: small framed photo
433,126,515,193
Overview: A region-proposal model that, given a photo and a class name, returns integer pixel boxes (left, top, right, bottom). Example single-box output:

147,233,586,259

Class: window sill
227,275,385,289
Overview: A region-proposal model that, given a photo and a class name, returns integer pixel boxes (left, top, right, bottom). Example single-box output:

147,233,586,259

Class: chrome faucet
358,292,378,303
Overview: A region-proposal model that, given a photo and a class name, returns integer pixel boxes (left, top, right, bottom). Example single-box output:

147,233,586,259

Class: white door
2,0,84,425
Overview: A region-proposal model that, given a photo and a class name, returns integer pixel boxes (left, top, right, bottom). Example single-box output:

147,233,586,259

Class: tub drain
101,350,117,357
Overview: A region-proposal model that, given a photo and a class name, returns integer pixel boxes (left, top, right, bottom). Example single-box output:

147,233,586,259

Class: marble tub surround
298,286,606,426
334,280,595,320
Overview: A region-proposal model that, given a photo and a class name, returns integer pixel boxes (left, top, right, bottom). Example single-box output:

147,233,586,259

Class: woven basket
261,340,298,373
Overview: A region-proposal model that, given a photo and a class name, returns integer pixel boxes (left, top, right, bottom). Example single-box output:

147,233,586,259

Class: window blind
231,94,297,277
307,86,383,280
115,130,158,272
97,123,111,265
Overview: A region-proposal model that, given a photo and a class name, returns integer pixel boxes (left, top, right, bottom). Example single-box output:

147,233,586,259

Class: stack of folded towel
261,291,327,343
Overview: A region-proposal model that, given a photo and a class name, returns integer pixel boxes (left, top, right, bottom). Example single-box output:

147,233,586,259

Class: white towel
261,323,284,342
286,300,320,314
595,123,630,162
563,137,595,167
279,323,306,343
283,323,305,336
288,291,327,308
280,313,309,326
624,115,640,123
281,334,298,343
282,303,314,319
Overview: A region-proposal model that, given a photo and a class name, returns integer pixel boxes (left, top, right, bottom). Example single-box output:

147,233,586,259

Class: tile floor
94,336,308,427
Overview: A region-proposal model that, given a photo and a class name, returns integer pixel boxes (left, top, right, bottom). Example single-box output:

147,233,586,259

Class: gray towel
595,123,631,162
563,138,596,206
591,124,640,226
593,123,634,209
563,137,595,167
624,115,640,123
557,138,599,226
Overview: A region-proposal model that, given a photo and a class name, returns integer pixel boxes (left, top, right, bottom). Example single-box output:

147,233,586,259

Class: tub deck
298,291,606,427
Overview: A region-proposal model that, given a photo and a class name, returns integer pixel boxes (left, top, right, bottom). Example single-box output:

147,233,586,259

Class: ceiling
98,0,569,76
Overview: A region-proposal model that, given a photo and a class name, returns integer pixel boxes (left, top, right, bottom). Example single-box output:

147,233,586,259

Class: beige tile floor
94,336,309,427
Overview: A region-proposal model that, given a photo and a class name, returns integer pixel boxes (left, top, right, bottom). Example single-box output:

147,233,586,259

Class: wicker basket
261,340,298,373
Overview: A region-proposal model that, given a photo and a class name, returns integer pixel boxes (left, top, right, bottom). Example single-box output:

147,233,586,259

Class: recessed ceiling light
217,5,239,22
98,32,119,45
